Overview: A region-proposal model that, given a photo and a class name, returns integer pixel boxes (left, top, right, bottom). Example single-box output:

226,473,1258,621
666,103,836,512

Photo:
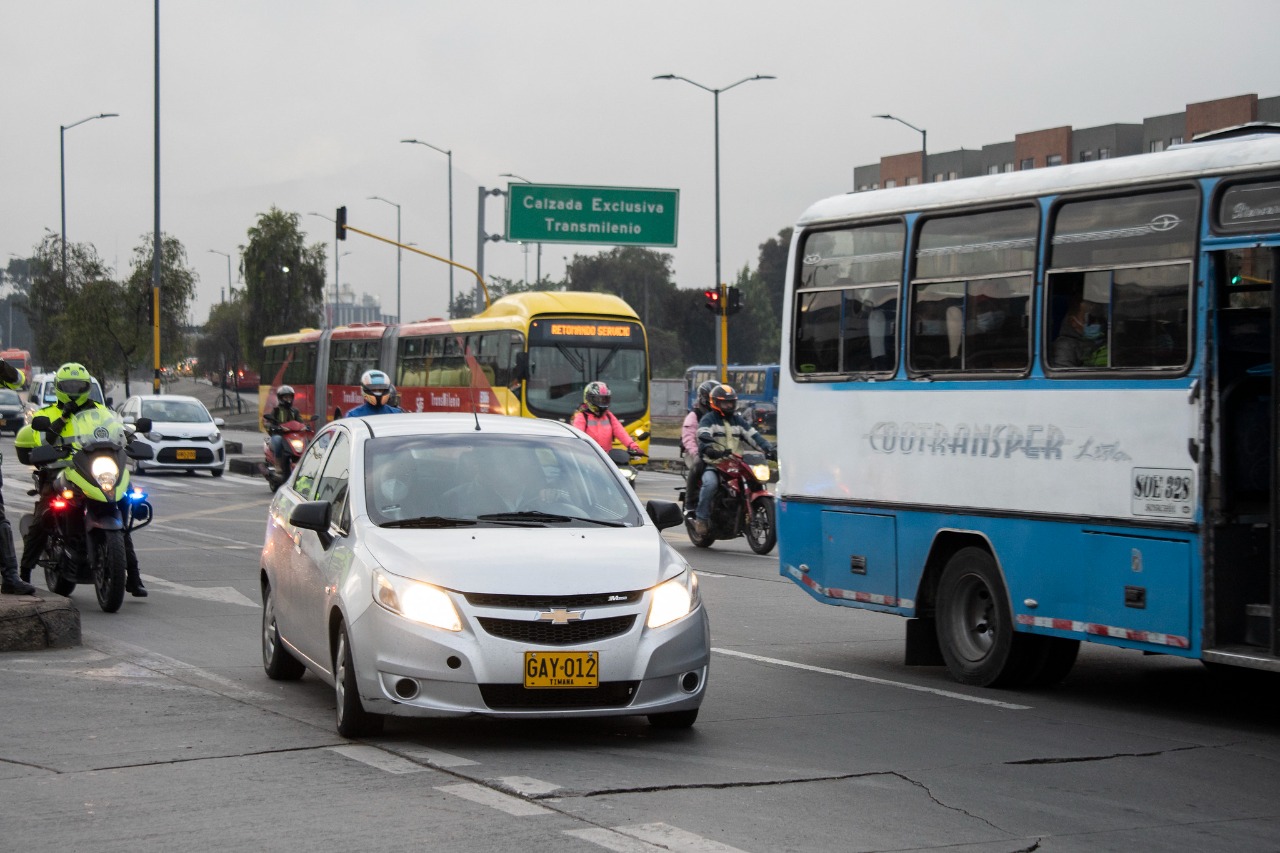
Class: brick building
853,92,1280,192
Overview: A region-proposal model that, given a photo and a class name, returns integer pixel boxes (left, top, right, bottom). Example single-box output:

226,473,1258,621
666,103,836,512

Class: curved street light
652,74,774,375
208,248,233,302
368,195,402,321
60,112,119,282
401,138,454,316
874,113,927,185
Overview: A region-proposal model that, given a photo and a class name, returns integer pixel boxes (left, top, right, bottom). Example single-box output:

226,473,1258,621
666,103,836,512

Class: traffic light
704,287,722,312
725,286,743,315
336,206,347,241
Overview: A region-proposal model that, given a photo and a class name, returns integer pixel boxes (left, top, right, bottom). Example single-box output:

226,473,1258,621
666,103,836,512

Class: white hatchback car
118,394,226,476
260,412,708,737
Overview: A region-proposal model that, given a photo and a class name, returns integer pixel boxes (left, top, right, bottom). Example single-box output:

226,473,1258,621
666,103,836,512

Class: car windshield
141,400,211,423
0,390,19,405
364,433,641,528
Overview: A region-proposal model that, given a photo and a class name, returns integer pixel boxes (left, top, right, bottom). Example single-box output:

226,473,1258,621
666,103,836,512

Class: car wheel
334,624,383,738
211,467,224,478
648,708,699,729
262,583,305,681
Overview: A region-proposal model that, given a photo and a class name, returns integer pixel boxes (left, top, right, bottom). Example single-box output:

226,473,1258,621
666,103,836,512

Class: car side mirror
122,415,136,425
290,501,333,547
514,351,529,381
105,397,114,408
608,448,632,466
213,417,225,427
645,499,684,531
30,415,51,432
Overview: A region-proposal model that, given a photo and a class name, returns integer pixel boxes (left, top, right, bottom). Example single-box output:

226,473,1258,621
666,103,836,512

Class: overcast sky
5,0,1278,327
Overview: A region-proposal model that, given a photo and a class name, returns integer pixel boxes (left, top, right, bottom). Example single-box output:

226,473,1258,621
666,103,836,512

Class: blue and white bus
684,364,779,409
778,127,1280,686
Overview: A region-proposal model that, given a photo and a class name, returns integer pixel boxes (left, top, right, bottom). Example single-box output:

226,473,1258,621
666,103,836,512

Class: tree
241,208,327,368
116,234,198,395
197,298,247,403
447,274,562,320
25,232,110,367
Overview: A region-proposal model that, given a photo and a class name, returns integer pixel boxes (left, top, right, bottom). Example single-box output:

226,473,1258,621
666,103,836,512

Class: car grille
464,590,643,608
157,447,215,464
476,614,636,645
479,681,639,709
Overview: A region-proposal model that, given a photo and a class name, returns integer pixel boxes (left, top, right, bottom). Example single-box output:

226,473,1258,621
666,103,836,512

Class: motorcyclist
682,379,719,511
0,358,35,594
693,384,775,538
345,370,404,417
16,362,146,596
571,381,642,457
264,385,303,477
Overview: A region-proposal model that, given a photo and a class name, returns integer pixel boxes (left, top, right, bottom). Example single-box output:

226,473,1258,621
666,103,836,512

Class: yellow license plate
176,449,197,460
523,651,598,688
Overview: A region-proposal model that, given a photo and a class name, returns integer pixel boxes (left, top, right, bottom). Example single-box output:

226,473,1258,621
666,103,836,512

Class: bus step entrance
1244,604,1272,647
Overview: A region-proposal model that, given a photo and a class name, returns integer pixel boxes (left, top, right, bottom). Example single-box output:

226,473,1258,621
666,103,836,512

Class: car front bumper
135,438,226,471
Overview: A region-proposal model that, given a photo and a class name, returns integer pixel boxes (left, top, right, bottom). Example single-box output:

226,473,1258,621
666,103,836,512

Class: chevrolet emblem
535,608,585,625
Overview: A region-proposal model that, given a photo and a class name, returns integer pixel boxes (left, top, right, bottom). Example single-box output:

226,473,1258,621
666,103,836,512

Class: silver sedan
260,412,709,737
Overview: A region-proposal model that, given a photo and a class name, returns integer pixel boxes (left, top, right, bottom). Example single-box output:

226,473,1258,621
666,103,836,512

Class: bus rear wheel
935,546,1031,687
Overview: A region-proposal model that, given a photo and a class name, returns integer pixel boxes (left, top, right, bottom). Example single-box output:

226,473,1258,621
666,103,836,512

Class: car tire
211,467,224,478
335,623,383,738
262,583,305,681
647,708,699,729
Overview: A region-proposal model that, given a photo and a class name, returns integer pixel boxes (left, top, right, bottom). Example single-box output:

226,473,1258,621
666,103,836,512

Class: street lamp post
401,139,453,316
874,113,927,185
208,249,232,303
60,112,119,283
653,74,774,378
500,173,541,283
307,212,340,328
368,196,401,321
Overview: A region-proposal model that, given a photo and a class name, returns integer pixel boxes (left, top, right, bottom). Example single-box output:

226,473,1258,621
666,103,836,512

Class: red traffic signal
336,206,347,241
704,287,722,312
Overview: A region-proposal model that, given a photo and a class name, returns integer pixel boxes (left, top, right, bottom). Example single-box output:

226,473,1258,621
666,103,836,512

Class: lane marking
330,745,427,774
619,822,753,853
83,632,277,702
564,828,669,853
374,744,478,768
497,776,560,796
158,525,262,549
138,574,258,608
435,782,553,816
712,648,1031,710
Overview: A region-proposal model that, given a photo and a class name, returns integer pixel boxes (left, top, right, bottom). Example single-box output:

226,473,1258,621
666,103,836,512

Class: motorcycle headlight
91,456,120,491
373,569,461,632
751,462,772,482
647,569,700,629
288,437,306,454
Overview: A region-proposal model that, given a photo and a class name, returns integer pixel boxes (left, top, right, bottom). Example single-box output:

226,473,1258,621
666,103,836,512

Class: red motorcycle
262,415,317,492
680,445,777,554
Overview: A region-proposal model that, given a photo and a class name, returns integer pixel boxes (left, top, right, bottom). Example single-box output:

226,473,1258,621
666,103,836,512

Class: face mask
1083,323,1104,340
975,311,1005,333
917,321,945,336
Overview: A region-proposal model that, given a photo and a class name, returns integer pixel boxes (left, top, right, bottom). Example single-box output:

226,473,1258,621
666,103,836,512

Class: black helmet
583,381,611,413
695,379,719,412
361,369,393,406
709,384,737,417
276,385,295,405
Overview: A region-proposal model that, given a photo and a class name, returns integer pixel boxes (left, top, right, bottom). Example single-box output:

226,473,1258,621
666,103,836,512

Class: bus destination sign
529,319,642,346
506,183,678,247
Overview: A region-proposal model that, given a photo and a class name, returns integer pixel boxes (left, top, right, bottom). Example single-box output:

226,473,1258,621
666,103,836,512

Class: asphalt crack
1005,744,1204,765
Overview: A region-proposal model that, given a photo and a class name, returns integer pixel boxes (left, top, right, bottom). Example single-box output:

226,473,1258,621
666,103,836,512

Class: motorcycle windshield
65,408,127,452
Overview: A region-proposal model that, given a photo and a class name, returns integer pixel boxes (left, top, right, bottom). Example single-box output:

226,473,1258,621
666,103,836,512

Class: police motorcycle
679,440,777,555
23,411,155,613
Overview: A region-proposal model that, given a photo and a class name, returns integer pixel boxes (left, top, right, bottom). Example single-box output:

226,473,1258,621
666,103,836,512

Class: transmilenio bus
778,127,1280,686
260,291,651,450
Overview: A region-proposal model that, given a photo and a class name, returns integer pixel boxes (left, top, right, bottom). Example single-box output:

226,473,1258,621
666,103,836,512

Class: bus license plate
524,651,598,688
1131,467,1194,519
176,449,197,461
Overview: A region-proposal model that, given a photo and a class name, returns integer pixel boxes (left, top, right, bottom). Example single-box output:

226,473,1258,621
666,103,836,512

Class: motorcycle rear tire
44,559,76,597
93,530,127,613
685,515,714,549
746,497,777,555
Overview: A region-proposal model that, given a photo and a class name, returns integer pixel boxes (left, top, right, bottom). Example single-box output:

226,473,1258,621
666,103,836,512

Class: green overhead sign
506,183,679,247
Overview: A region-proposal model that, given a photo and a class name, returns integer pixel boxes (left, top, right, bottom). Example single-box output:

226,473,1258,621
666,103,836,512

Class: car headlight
210,431,221,443
373,569,461,632
647,569,700,629
91,456,120,491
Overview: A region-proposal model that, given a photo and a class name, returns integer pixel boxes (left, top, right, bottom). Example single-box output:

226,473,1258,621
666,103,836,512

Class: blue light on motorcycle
129,488,147,502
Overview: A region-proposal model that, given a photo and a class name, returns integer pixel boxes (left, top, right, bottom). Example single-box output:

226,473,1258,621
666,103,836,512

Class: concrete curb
0,589,81,651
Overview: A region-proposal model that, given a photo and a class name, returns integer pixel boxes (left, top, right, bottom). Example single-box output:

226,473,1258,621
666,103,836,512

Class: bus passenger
682,379,719,505
346,370,404,417
571,382,642,457
1052,297,1107,367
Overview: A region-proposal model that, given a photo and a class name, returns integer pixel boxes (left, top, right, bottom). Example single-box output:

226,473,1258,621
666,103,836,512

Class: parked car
118,394,226,476
0,389,23,434
260,412,708,737
24,372,108,424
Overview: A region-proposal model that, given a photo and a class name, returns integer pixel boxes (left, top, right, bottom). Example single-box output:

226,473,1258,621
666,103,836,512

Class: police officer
0,359,34,594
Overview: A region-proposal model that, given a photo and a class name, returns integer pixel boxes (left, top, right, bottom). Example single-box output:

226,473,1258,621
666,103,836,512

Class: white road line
83,631,277,703
159,525,262,549
564,828,669,853
374,744,478,768
619,822,753,853
139,575,258,608
712,647,1031,710
496,776,560,796
435,782,553,816
329,745,428,774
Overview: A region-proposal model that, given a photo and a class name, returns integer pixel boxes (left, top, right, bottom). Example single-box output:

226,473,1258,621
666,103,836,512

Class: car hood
359,522,674,595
